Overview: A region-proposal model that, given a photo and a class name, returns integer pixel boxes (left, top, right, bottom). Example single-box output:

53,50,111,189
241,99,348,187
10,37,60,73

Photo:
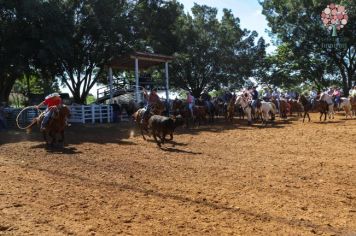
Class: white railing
69,105,112,124
5,105,113,126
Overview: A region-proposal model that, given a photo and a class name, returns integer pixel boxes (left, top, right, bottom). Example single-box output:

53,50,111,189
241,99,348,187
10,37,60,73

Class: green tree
0,0,39,104
53,0,133,104
170,4,262,97
261,0,355,95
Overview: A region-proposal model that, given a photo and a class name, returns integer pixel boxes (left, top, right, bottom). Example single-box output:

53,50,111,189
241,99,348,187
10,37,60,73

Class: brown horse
132,102,164,140
350,96,356,117
315,100,328,121
27,106,71,146
172,99,206,128
288,99,303,117
226,98,235,123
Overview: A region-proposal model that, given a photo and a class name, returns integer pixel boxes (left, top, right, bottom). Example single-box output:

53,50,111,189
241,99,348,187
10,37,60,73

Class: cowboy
332,87,341,107
262,88,271,102
310,87,318,108
350,85,356,97
186,91,195,118
141,88,160,124
36,93,62,131
250,86,259,109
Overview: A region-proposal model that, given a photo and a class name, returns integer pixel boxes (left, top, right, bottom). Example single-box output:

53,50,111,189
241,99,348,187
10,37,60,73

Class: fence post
81,105,85,124
91,105,95,124
99,105,103,123
108,105,111,123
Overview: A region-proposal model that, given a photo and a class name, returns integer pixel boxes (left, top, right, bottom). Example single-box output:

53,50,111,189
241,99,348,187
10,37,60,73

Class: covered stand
107,52,174,106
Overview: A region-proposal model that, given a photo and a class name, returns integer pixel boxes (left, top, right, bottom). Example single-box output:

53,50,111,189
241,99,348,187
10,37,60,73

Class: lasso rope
16,106,43,130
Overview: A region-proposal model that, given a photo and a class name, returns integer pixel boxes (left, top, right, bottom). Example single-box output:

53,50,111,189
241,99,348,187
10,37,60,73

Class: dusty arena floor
0,113,355,235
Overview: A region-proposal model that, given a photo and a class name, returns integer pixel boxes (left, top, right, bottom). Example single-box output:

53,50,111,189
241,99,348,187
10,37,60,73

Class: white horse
235,95,252,125
319,93,334,119
339,97,353,119
258,101,277,125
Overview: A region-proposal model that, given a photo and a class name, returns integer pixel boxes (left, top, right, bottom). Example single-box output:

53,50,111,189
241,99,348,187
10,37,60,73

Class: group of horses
26,92,356,147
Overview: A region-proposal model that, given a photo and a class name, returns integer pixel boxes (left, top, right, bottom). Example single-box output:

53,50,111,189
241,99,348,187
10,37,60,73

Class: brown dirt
0,113,355,235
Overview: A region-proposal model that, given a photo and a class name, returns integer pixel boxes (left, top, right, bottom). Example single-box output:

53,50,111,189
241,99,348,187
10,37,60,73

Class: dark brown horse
28,106,71,146
298,95,312,122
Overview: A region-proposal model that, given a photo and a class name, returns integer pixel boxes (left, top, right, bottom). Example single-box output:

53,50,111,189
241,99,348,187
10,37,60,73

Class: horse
27,106,71,146
259,101,277,126
288,99,303,117
132,102,165,140
319,92,334,119
235,95,252,125
298,95,312,122
339,97,353,119
196,98,215,123
212,97,225,117
314,100,329,121
350,96,356,117
226,97,235,123
251,99,262,121
172,99,206,128
279,99,289,119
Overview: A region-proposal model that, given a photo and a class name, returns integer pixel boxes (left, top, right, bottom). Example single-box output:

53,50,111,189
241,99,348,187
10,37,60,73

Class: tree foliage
261,0,355,94
170,4,264,97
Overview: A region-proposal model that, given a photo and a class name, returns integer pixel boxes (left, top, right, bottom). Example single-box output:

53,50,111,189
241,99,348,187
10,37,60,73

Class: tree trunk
0,77,17,105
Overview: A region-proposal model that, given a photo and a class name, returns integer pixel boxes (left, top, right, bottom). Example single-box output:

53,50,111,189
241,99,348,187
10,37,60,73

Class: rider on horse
186,91,195,118
141,88,160,124
332,87,341,108
351,85,356,97
250,86,259,109
36,93,63,131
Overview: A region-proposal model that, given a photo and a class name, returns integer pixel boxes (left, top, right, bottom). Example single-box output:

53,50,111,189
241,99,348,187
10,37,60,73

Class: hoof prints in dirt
0,225,12,232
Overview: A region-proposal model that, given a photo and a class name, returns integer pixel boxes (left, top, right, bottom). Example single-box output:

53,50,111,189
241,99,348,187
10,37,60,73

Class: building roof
108,51,174,70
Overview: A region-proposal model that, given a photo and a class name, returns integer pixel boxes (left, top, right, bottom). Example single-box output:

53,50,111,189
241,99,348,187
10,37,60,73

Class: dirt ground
0,113,355,236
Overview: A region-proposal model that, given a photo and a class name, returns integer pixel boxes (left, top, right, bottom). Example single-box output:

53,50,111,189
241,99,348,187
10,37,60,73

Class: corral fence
4,105,120,128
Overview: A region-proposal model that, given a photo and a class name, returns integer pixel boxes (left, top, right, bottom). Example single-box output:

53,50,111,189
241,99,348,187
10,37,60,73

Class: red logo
321,3,348,33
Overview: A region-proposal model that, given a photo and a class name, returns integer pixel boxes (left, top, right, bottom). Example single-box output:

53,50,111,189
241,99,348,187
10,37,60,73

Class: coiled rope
16,106,43,130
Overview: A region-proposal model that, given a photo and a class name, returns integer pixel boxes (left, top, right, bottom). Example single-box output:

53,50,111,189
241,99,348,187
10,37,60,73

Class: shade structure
106,52,173,113
108,52,174,70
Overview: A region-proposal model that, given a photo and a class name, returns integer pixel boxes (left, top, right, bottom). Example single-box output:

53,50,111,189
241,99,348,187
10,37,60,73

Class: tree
52,0,133,104
261,0,355,95
0,0,39,104
170,4,262,97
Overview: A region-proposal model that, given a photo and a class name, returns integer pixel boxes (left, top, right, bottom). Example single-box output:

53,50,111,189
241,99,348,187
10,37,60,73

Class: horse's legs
307,112,311,122
152,131,161,147
303,112,306,123
58,130,64,143
49,131,56,146
140,125,146,140
43,131,49,145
